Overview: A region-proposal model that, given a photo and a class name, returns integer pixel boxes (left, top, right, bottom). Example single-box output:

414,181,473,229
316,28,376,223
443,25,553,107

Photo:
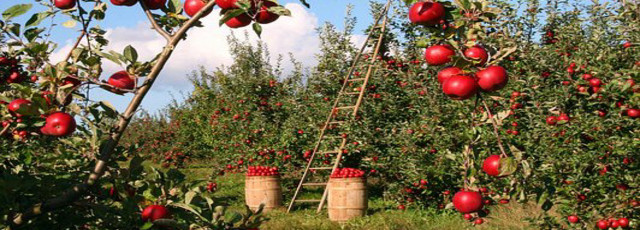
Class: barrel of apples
245,166,282,212
327,168,368,222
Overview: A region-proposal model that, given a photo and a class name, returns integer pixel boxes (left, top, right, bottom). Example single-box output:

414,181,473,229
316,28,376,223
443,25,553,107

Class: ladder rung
303,183,327,186
348,78,366,82
322,135,344,139
342,91,361,95
328,121,346,125
295,199,321,203
335,106,356,110
310,167,333,170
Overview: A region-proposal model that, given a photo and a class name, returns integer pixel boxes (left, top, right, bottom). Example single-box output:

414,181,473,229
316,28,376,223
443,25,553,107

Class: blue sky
1,1,378,114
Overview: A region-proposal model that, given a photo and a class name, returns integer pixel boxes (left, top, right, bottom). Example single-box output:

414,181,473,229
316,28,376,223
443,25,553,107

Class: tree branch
140,1,172,41
481,99,508,158
10,0,218,226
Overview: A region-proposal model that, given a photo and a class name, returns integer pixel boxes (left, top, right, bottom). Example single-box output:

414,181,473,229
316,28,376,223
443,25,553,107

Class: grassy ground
167,163,543,230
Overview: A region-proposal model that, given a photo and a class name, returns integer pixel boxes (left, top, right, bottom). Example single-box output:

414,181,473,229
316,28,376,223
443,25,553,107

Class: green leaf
298,0,310,8
25,12,53,28
3,4,32,21
24,27,44,42
219,9,246,26
498,157,517,176
123,45,138,63
252,23,262,37
185,191,196,205
62,20,77,28
267,6,291,16
169,0,183,14
99,101,118,118
140,222,154,230
169,202,208,221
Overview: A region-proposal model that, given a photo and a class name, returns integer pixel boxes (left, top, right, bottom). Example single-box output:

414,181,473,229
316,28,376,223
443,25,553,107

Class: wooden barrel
245,175,282,212
328,177,367,222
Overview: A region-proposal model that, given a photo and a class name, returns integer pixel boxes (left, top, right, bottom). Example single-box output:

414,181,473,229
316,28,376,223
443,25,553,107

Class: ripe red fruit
184,0,211,17
567,215,579,223
397,204,406,210
589,78,602,87
463,213,472,220
476,66,508,91
216,0,237,9
474,218,484,225
582,73,593,80
225,14,252,28
425,45,455,66
464,46,489,65
40,112,77,137
546,116,557,125
141,205,170,222
62,75,82,88
54,0,76,9
623,41,632,48
452,191,483,213
442,75,478,100
255,1,280,24
437,67,463,85
143,0,166,10
596,220,609,230
557,113,570,122
108,71,136,91
617,218,629,228
111,0,137,6
408,2,445,26
6,71,25,83
8,99,33,117
626,109,640,118
482,155,501,176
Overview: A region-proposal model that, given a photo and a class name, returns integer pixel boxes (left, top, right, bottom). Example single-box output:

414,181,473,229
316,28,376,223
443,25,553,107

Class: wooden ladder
287,1,392,213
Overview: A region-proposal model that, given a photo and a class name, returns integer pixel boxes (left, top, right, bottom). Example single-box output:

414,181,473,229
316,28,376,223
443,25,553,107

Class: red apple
627,108,640,118
474,218,484,225
184,0,211,17
623,41,632,48
589,78,602,87
452,190,483,213
596,220,609,229
464,46,488,65
582,73,593,80
255,1,279,24
62,75,82,88
216,0,237,9
40,112,77,137
546,116,557,125
617,218,629,228
111,0,138,6
442,75,478,100
143,0,166,10
567,215,579,223
476,66,508,91
225,14,252,28
437,67,463,84
557,113,570,122
408,2,445,26
482,155,501,176
141,205,170,222
108,71,136,91
6,71,25,84
54,0,76,9
8,99,34,117
425,45,455,66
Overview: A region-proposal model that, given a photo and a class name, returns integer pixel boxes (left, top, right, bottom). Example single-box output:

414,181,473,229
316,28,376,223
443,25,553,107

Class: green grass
156,163,542,230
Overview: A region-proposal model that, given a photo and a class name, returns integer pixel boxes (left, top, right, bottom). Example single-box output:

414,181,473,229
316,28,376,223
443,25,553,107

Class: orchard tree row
126,0,639,228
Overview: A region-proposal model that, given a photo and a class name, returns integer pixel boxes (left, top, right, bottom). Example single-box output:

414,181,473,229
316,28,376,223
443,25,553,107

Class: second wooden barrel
245,175,282,212
328,177,367,222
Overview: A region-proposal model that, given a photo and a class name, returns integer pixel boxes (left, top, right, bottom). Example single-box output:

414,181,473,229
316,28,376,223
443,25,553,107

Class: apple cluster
330,168,365,178
246,166,279,176
1,55,77,140
408,2,509,101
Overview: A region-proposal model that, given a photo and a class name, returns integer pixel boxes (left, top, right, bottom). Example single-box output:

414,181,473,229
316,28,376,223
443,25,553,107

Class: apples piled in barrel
246,166,280,176
330,168,365,178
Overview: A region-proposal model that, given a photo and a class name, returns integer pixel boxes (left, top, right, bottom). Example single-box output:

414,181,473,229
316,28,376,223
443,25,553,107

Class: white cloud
51,3,364,112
